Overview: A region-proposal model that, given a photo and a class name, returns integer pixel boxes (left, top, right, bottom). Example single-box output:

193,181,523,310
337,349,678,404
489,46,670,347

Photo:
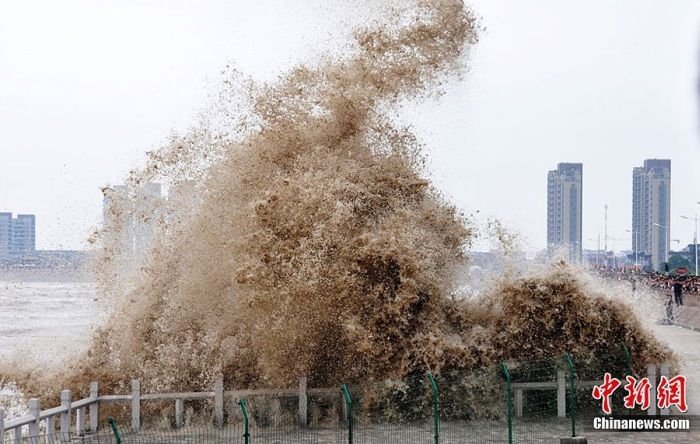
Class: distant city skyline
1,0,698,251
0,212,87,270
545,158,692,271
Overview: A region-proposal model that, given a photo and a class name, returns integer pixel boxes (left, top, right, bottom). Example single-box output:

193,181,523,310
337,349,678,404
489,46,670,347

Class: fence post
341,390,348,423
427,373,439,444
514,389,523,418
175,399,184,428
47,416,55,444
60,389,71,442
214,376,224,427
557,370,566,418
341,384,353,444
90,381,99,432
28,398,40,438
108,417,122,444
501,363,513,444
238,399,249,444
621,342,633,377
131,379,141,432
77,406,85,436
564,353,576,438
298,376,308,426
647,364,657,416
660,363,670,415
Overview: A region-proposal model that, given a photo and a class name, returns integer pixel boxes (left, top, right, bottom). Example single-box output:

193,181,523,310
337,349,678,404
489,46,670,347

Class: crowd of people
591,266,700,324
591,266,700,297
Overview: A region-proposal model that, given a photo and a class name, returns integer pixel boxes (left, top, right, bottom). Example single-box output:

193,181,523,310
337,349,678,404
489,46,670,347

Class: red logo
592,373,687,414
657,375,688,412
592,373,621,414
622,375,651,410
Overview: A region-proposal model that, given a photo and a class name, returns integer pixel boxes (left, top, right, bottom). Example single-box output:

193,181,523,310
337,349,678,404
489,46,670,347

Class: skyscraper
133,182,162,253
547,163,583,262
102,182,162,254
632,159,671,272
103,185,134,253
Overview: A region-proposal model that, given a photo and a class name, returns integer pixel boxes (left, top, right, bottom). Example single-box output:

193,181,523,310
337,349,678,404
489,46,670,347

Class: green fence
3,346,637,444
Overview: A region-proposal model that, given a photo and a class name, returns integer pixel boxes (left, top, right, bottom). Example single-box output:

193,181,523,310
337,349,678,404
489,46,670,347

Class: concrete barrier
673,305,700,331
682,293,700,308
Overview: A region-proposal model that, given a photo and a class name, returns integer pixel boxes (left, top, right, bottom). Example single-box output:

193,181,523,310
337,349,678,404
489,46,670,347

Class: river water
0,281,99,366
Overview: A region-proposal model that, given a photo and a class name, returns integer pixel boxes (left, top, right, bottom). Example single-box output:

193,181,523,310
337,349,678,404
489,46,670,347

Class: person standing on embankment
673,279,684,306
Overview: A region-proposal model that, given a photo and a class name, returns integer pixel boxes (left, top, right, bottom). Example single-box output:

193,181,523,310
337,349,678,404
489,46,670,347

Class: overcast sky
1,0,699,253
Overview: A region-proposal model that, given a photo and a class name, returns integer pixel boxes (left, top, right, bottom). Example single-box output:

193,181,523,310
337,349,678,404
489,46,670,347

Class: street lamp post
588,236,600,267
607,235,631,269
625,229,638,267
681,211,698,276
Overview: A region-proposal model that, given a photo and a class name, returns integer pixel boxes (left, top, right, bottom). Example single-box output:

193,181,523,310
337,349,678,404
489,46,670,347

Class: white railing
511,363,672,418
0,377,338,443
1,381,99,444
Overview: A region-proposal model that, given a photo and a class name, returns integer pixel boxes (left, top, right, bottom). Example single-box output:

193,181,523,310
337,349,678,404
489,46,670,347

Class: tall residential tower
0,213,36,259
632,159,671,272
547,163,583,262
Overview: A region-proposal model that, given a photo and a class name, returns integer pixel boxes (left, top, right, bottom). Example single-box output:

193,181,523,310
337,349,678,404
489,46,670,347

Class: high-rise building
103,185,134,253
134,182,162,253
12,214,36,255
632,159,671,272
547,163,583,261
0,213,36,259
102,182,162,254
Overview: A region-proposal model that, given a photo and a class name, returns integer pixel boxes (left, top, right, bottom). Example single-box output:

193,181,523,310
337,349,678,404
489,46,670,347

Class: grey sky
1,0,699,252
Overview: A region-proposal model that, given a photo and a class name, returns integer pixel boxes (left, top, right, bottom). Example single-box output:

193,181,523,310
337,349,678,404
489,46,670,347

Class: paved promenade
649,322,700,414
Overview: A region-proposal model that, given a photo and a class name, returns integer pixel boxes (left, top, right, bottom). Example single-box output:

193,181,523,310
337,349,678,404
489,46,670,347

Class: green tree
668,254,693,274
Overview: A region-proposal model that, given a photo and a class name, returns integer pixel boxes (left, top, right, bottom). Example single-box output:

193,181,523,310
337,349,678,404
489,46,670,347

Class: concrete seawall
673,294,700,330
